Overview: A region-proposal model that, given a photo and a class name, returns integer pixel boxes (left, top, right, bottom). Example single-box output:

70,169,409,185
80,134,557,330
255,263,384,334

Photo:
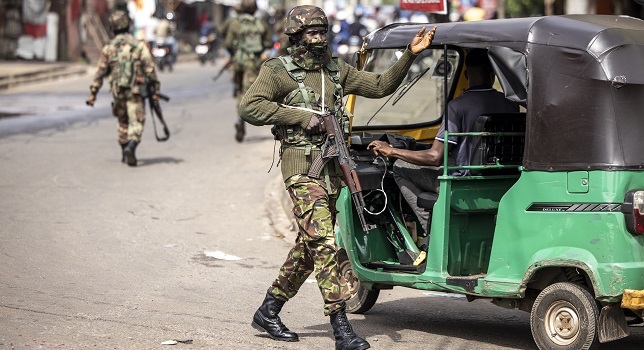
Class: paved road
1,60,643,350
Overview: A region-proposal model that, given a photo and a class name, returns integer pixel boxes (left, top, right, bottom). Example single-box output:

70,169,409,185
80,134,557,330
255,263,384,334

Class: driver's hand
368,140,394,157
86,95,96,107
410,26,437,55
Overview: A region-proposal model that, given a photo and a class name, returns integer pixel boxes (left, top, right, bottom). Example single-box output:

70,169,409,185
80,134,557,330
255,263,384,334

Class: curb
263,174,297,241
0,65,89,90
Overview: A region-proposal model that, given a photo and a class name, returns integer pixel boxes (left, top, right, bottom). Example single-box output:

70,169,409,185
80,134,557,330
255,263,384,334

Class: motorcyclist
199,14,217,54
154,13,178,64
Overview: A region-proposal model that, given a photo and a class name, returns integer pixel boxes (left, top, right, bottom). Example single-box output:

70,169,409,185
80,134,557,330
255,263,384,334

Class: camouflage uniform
242,5,420,348
224,0,273,142
88,11,160,158
269,174,348,315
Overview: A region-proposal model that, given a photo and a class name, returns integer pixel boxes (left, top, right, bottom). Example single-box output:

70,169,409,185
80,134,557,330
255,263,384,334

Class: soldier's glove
304,114,326,134
86,95,96,107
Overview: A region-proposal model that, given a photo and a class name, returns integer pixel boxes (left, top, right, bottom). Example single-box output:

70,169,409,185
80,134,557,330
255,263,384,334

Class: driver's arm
368,139,444,166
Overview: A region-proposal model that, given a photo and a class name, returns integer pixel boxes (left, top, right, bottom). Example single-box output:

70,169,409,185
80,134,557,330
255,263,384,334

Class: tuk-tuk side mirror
621,190,644,235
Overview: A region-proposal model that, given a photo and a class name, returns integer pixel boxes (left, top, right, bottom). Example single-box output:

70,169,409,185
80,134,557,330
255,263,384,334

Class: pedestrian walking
239,5,435,349
86,10,161,166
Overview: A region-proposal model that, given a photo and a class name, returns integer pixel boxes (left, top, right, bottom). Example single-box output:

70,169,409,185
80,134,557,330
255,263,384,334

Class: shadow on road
137,157,184,166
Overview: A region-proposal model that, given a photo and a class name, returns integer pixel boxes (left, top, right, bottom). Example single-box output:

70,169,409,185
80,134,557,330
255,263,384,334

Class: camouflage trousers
233,60,261,107
269,174,350,316
112,93,145,144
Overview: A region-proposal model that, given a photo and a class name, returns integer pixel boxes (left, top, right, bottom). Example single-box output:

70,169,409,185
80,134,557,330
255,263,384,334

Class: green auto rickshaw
335,15,644,350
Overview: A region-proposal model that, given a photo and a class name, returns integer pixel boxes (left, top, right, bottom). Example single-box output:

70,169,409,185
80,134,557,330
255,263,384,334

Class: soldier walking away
86,11,161,167
239,5,435,350
224,0,272,143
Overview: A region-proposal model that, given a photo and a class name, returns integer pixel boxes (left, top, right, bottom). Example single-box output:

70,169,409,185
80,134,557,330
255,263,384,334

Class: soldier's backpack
232,14,265,65
112,36,141,90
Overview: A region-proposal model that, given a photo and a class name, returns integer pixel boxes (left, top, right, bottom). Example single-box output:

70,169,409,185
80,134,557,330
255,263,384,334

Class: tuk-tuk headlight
622,190,644,235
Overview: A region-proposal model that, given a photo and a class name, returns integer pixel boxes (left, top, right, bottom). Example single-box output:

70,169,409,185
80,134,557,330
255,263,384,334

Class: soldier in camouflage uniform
87,11,161,167
239,5,435,350
224,0,273,143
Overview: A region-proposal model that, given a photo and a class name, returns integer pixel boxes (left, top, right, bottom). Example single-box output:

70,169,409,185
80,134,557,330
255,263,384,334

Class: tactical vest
272,55,350,151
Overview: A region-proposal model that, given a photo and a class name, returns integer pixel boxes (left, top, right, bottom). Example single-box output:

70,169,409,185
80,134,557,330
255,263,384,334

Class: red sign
400,0,448,14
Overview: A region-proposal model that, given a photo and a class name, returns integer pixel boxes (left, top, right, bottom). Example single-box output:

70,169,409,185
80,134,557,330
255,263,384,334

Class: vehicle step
446,274,487,292
363,261,424,273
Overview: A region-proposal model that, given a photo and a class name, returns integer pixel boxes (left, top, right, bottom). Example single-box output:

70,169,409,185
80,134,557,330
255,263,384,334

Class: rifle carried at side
146,83,170,142
212,57,233,82
308,111,374,232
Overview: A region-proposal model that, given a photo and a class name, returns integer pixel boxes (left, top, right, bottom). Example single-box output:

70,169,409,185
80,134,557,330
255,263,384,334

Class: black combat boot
235,118,245,143
123,140,138,167
251,292,299,342
330,309,370,350
120,142,127,163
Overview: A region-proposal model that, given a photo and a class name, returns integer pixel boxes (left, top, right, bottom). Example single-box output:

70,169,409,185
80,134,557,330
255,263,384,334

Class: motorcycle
152,37,175,72
195,34,217,65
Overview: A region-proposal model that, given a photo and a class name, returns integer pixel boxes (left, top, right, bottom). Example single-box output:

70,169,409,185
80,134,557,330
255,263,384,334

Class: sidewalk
0,60,90,90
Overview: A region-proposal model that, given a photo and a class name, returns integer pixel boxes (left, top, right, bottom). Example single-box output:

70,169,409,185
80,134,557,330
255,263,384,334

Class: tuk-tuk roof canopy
364,15,644,56
364,16,644,171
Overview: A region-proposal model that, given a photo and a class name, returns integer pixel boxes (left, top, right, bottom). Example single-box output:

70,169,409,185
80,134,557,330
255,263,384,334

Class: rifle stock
213,59,233,81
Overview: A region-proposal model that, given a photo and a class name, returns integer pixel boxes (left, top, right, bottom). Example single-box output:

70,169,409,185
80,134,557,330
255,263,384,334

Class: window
352,48,461,127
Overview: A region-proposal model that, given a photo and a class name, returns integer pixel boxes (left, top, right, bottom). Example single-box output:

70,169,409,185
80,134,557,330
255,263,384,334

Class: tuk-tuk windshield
353,48,460,127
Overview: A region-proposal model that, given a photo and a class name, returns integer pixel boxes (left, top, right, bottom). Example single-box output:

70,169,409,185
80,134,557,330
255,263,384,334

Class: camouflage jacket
89,33,160,98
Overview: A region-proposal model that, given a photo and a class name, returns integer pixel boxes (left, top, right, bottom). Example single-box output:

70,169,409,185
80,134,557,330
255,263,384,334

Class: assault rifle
308,112,374,232
212,58,233,82
146,83,170,142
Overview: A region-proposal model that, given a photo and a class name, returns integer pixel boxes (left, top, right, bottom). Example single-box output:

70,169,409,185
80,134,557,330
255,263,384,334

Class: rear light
622,190,644,235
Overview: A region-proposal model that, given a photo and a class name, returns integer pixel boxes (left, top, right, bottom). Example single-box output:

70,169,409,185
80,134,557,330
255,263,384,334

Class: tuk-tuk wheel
530,282,600,350
337,249,379,314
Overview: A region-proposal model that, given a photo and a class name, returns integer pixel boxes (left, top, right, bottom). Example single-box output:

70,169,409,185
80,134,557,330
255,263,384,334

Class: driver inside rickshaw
367,49,520,234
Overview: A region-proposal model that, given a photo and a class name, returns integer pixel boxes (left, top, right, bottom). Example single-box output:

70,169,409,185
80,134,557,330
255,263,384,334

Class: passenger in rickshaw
367,49,519,233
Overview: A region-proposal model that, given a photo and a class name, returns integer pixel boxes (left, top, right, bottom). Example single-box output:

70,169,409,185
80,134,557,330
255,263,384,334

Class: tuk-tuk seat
470,112,526,175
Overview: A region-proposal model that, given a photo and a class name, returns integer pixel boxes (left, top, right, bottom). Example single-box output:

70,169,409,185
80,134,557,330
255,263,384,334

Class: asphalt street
1,59,643,350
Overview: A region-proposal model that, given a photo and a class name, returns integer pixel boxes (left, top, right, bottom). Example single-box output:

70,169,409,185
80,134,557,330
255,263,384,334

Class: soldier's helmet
239,0,257,14
284,5,328,36
109,11,130,32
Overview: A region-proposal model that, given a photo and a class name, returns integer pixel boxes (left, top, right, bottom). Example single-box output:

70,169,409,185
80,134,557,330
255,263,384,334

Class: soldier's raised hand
410,26,437,55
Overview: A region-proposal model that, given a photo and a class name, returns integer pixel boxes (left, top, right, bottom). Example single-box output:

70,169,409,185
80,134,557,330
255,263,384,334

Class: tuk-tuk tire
530,282,600,350
337,249,379,314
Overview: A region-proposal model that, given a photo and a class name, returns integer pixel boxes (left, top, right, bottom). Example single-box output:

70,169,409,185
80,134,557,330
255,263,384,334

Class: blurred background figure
127,0,157,47
195,14,217,65
270,4,289,57
152,12,178,71
224,0,272,143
